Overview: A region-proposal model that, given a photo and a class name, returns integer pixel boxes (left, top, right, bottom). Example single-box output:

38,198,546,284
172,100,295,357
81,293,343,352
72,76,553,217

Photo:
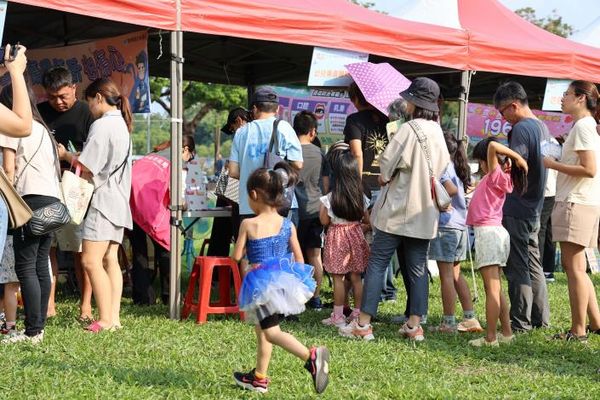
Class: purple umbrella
345,62,411,116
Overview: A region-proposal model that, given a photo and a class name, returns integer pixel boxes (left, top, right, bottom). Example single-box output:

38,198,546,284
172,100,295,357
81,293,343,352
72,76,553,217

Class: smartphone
0,44,19,67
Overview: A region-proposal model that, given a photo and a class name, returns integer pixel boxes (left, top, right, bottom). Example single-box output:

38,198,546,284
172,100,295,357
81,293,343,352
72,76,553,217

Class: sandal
108,324,123,332
587,325,600,335
78,316,94,326
550,331,588,343
85,321,109,333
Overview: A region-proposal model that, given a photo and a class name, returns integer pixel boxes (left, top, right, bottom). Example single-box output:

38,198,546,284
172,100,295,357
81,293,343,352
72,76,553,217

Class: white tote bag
61,166,94,225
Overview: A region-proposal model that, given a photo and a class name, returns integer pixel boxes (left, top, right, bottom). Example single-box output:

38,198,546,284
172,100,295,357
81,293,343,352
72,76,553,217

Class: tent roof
5,1,599,105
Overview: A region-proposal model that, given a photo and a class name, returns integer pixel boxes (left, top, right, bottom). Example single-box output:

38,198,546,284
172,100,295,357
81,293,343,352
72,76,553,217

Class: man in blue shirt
493,82,550,332
229,88,303,221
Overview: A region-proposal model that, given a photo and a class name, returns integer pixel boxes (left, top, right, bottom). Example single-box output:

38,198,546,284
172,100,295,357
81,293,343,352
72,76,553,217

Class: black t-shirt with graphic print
343,109,389,194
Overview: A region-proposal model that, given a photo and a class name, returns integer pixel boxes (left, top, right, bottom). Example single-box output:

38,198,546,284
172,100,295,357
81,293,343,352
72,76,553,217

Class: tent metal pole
168,29,184,320
457,70,473,140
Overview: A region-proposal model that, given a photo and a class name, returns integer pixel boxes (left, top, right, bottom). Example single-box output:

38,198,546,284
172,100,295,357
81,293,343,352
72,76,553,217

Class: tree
150,77,247,137
350,0,376,8
515,7,573,38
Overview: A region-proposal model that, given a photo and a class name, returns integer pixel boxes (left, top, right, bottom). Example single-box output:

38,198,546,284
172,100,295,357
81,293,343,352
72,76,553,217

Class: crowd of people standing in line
222,77,600,393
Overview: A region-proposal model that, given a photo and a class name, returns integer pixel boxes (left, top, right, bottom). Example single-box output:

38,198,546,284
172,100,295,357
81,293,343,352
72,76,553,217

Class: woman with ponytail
544,80,600,341
59,78,132,332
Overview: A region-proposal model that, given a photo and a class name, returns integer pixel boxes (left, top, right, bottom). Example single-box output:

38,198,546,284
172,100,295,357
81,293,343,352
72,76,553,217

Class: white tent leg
169,30,184,320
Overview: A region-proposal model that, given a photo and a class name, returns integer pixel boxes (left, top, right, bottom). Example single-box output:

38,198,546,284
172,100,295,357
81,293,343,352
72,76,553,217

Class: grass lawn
2,271,599,399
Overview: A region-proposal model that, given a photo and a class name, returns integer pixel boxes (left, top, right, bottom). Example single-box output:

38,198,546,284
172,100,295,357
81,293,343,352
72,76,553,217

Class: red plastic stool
181,256,244,324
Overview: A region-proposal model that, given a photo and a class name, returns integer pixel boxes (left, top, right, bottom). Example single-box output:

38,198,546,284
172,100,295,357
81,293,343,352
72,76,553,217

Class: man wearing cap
493,81,550,332
206,107,250,257
228,88,303,228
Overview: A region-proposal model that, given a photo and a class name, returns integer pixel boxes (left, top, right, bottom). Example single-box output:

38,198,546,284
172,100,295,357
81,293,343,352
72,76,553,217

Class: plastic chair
181,256,244,324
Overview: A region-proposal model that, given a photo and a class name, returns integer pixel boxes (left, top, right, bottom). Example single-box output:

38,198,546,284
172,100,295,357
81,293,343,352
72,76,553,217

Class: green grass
2,272,599,399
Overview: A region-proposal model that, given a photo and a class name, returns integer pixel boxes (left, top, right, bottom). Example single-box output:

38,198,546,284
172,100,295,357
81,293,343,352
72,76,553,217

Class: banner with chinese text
2,31,150,113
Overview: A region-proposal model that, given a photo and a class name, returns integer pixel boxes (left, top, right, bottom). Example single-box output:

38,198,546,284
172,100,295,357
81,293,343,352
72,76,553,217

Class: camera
0,44,20,66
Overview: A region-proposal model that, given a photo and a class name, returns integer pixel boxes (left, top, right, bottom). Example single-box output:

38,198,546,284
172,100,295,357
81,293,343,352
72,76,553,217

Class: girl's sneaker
457,318,484,333
233,368,269,393
497,333,515,344
321,313,346,327
469,336,499,347
0,323,17,335
1,330,44,345
399,323,425,341
338,319,375,341
346,309,360,324
429,323,457,333
304,346,330,394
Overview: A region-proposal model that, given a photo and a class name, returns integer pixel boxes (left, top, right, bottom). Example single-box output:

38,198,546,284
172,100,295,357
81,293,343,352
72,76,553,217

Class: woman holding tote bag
59,78,132,333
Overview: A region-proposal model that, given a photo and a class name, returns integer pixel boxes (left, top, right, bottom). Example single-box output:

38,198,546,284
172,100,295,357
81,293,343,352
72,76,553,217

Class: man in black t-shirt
38,66,94,321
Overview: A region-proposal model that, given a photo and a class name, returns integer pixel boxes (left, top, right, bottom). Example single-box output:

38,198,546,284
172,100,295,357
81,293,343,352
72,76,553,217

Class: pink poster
467,103,574,142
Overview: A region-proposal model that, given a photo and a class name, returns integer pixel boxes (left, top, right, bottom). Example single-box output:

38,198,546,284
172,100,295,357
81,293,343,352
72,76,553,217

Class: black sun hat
399,77,440,112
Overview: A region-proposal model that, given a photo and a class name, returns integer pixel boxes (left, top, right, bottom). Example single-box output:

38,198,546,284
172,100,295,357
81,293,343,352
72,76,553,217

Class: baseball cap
252,87,279,104
221,107,250,135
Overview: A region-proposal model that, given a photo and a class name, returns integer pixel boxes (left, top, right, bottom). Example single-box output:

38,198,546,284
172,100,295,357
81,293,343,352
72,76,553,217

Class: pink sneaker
346,309,360,323
321,313,346,327
399,323,425,341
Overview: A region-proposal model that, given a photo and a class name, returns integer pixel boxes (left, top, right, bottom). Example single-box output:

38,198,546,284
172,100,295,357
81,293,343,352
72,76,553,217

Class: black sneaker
306,297,323,311
233,368,269,393
304,346,330,394
544,272,555,283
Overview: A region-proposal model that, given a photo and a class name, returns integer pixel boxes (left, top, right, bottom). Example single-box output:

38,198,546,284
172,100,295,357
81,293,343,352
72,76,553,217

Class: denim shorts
429,228,467,262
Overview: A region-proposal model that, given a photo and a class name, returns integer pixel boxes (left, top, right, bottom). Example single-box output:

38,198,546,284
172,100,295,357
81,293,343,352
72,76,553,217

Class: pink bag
130,154,171,250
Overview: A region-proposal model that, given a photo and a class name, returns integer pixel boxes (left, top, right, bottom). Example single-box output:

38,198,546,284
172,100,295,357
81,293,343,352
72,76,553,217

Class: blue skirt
238,254,316,324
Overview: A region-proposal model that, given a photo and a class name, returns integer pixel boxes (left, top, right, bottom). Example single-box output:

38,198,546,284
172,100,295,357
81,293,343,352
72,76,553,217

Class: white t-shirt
0,120,60,198
555,116,600,205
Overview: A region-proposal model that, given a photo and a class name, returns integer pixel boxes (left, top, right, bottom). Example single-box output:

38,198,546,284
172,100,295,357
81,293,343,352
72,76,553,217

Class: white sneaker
1,330,44,345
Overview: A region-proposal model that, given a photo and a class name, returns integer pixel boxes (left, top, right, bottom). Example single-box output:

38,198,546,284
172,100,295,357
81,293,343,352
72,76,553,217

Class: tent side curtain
11,0,178,31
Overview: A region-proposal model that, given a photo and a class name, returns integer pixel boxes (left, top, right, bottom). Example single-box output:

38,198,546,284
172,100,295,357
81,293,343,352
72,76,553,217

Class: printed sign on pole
308,47,368,87
542,79,571,111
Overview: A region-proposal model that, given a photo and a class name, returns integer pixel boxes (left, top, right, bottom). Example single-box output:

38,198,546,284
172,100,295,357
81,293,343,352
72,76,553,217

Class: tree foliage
515,7,573,38
150,77,247,137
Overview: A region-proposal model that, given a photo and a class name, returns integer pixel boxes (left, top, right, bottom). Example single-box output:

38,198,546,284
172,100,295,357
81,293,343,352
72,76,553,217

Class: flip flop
85,321,108,333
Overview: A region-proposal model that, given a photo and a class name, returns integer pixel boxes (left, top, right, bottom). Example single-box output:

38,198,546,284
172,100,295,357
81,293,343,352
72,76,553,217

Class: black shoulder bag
22,130,71,236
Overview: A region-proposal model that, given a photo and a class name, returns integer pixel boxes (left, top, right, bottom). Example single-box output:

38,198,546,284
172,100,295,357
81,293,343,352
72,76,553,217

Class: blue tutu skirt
238,254,316,324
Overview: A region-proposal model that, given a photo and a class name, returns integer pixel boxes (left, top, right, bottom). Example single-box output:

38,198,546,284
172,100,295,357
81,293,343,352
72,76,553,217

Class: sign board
307,47,368,87
266,85,356,146
542,79,571,111
0,31,151,113
466,102,573,143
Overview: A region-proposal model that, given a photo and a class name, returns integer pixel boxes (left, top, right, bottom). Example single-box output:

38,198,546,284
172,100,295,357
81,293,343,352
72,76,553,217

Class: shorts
53,223,83,252
259,313,282,330
82,207,125,244
297,218,323,249
551,201,600,248
429,228,467,262
473,225,510,269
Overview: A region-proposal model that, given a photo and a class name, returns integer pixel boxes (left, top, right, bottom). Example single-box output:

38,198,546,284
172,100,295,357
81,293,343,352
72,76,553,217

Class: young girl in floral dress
320,151,370,328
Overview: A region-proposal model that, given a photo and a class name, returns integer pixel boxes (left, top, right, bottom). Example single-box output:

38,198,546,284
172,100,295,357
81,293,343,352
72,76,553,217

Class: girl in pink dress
320,151,370,327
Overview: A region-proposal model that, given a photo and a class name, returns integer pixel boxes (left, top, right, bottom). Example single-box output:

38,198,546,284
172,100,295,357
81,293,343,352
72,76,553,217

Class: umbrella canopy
345,62,411,116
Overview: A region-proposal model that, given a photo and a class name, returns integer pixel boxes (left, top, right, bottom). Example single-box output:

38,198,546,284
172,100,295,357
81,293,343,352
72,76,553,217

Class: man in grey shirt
493,82,550,332
294,111,329,310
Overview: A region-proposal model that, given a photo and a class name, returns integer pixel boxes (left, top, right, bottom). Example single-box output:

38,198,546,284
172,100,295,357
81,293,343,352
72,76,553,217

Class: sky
371,0,598,33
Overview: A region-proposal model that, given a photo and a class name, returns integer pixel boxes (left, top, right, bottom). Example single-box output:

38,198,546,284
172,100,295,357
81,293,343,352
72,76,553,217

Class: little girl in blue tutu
233,168,330,394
